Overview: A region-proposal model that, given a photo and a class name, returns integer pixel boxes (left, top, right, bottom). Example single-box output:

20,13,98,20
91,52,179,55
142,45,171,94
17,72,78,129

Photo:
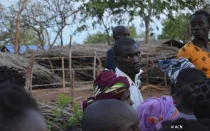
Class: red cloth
82,70,129,111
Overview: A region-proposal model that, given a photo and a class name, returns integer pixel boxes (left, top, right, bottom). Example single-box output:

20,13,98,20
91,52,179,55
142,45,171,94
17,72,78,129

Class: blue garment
179,112,197,120
105,48,116,72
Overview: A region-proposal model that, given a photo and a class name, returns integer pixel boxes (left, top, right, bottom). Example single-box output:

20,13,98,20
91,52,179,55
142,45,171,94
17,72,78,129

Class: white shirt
115,67,144,110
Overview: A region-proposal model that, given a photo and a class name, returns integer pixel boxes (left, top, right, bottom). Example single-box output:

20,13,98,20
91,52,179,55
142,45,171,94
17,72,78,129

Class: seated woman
177,10,210,77
82,70,133,111
136,95,179,131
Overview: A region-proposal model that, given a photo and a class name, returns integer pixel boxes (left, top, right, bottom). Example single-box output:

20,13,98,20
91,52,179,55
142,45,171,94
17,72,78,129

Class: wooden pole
94,50,103,75
164,55,168,87
25,51,35,92
62,57,66,92
93,55,96,80
48,58,54,74
146,54,149,87
71,70,75,105
69,35,73,98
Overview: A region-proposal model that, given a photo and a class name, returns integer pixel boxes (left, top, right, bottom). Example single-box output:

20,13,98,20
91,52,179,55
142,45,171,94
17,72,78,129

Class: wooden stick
62,57,66,92
146,54,149,87
48,58,54,74
93,55,96,79
71,70,75,105
69,35,73,99
164,55,168,87
25,51,35,92
94,50,103,75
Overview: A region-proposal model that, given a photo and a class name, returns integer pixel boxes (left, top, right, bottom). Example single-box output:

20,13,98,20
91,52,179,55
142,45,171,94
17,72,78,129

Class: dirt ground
32,84,170,105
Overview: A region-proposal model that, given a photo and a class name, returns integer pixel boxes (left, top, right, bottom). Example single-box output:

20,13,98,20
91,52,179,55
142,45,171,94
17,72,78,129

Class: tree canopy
159,13,191,43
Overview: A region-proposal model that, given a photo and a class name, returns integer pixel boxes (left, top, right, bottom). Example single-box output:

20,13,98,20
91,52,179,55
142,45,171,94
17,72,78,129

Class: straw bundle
0,52,61,86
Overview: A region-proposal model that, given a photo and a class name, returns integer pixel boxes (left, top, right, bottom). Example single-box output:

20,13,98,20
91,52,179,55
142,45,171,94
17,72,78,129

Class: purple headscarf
136,95,179,131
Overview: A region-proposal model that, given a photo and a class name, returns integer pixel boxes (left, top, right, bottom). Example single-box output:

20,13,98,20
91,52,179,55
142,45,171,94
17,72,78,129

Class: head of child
0,81,48,131
82,70,133,111
191,78,210,119
158,118,210,131
82,99,139,131
136,95,179,131
172,68,206,112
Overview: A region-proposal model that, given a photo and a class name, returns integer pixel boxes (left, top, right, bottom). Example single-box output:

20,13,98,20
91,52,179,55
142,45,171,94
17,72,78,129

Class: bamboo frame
62,57,66,92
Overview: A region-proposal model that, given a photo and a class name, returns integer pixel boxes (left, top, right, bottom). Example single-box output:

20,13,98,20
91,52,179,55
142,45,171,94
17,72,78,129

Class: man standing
114,37,143,109
105,26,130,71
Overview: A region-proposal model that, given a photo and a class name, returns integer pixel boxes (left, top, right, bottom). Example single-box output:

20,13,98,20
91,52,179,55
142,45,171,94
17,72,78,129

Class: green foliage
84,25,139,44
68,103,83,128
48,94,83,131
58,94,73,108
20,29,40,45
84,31,114,44
128,26,138,39
159,13,191,43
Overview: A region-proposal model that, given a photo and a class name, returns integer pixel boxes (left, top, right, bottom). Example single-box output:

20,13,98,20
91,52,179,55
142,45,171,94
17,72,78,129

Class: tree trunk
145,19,150,44
60,30,63,46
14,0,28,55
106,30,110,45
14,14,21,55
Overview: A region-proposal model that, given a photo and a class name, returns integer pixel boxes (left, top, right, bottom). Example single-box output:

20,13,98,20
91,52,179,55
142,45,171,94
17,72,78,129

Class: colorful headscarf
82,70,130,111
137,95,179,131
158,57,196,83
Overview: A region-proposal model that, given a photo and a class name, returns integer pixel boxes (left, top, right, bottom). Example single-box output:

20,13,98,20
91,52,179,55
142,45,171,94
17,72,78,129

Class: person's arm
105,48,116,71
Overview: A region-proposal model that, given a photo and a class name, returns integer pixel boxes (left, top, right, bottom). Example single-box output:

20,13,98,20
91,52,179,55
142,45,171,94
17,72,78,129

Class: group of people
0,10,209,131
82,10,210,131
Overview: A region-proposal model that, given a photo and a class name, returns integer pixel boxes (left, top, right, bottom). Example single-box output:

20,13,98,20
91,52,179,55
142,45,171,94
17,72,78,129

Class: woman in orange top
177,10,210,77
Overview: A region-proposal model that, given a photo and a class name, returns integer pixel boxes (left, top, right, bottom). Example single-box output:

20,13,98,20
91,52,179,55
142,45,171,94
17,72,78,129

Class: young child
191,78,210,119
173,68,207,120
136,95,179,131
81,99,139,131
0,81,48,131
82,70,133,111
158,118,210,131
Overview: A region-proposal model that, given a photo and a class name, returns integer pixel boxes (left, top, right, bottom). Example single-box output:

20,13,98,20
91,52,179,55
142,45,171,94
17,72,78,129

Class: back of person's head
174,68,207,105
0,81,47,131
82,70,132,111
158,118,210,131
176,68,206,85
114,37,137,56
192,10,210,24
137,95,179,131
81,99,139,131
191,78,210,119
113,26,130,41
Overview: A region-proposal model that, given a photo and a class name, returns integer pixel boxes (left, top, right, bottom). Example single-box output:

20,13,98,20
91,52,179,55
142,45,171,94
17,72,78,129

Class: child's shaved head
81,99,139,131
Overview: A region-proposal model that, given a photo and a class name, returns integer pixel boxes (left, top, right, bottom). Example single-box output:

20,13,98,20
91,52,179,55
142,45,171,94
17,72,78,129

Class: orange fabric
177,41,210,78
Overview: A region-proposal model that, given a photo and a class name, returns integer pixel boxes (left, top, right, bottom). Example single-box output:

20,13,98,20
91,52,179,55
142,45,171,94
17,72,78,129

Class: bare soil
32,84,170,105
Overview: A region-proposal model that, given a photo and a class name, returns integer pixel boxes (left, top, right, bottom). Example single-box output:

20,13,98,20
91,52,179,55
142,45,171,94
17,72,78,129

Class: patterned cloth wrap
158,57,196,84
137,95,179,131
82,70,130,111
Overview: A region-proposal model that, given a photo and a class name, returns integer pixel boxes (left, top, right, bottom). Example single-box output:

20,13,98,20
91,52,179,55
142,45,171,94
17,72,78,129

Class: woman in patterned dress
177,10,210,77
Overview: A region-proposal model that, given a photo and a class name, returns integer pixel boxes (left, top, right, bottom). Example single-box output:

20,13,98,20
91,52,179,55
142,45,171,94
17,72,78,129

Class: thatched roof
0,52,61,86
45,44,110,57
40,43,179,58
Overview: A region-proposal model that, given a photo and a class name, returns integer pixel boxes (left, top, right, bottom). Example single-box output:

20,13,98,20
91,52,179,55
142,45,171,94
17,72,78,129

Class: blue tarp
3,45,50,54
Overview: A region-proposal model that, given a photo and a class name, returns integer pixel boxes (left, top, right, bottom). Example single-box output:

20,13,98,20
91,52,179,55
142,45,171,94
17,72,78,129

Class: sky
0,0,163,45
61,19,163,45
